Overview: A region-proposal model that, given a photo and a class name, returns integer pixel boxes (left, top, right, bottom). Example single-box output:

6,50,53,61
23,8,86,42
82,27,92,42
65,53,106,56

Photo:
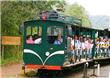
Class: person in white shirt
89,38,94,59
74,35,81,62
34,37,41,44
33,34,41,44
70,35,75,64
66,36,75,64
84,37,92,60
80,37,86,59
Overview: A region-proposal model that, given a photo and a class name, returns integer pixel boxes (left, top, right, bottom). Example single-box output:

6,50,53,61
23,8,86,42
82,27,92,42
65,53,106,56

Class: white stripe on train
24,49,44,64
24,49,64,65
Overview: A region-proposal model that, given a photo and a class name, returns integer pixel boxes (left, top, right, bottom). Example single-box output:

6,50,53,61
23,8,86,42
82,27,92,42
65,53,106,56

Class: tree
64,3,91,27
1,1,65,36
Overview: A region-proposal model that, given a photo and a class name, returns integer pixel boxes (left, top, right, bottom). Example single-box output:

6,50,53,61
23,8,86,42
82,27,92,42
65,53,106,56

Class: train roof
24,18,109,32
24,16,81,26
24,19,98,31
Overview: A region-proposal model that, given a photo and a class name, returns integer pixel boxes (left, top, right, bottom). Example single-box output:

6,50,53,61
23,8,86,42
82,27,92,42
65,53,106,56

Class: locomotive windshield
47,26,63,45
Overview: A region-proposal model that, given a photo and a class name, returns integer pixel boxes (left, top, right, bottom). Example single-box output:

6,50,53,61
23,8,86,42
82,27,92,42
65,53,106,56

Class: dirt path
1,62,110,78
1,62,23,78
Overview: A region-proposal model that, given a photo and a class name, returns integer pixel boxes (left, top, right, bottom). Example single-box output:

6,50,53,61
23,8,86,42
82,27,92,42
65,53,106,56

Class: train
20,10,110,73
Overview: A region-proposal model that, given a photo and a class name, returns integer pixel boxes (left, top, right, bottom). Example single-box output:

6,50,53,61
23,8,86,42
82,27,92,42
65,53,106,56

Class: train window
26,26,31,35
47,26,63,45
26,26,42,44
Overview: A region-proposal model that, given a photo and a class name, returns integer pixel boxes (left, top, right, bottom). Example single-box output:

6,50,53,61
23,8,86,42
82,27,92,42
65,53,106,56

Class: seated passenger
26,35,34,44
33,34,41,44
35,38,41,44
54,34,63,45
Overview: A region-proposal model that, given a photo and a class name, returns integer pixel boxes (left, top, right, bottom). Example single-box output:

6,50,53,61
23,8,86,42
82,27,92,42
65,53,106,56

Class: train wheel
37,69,47,77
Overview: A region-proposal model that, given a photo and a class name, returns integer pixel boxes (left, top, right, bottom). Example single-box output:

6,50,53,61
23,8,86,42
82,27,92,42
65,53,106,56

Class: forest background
1,0,90,65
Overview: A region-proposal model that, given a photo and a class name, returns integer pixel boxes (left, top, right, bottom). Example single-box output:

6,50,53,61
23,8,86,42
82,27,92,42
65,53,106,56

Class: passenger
84,37,90,60
99,37,105,57
80,37,86,59
33,34,41,44
103,38,107,57
108,39,110,57
89,38,94,59
66,35,75,64
26,35,34,44
79,36,85,58
69,35,75,64
104,38,109,57
74,35,81,62
71,35,75,49
83,37,87,59
54,34,63,45
96,38,100,58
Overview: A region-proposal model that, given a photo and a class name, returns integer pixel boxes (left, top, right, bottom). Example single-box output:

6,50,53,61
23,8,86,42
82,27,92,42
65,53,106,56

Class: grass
1,51,23,66
1,45,23,66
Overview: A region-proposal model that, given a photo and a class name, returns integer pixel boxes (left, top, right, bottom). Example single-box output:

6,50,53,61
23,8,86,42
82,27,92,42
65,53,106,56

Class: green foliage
1,1,65,36
64,3,91,27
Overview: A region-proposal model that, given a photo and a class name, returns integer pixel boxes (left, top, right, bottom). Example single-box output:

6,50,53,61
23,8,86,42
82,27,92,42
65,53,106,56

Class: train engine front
23,11,66,71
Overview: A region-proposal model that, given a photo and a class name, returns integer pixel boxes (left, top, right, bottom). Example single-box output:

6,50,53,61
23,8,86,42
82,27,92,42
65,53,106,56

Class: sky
66,0,110,16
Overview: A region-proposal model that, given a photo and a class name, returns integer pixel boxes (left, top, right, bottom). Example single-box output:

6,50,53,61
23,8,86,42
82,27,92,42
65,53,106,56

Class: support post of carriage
82,62,89,78
90,62,97,77
90,62,100,77
97,64,100,76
